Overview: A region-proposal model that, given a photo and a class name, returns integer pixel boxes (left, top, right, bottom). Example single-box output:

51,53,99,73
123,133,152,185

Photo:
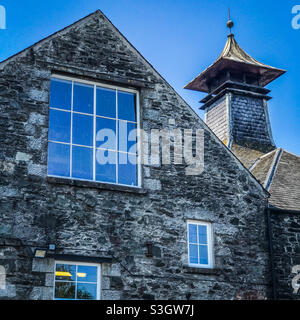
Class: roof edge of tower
184,33,286,93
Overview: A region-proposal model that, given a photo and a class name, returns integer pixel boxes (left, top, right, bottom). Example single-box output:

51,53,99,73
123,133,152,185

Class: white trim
49,107,137,124
48,141,137,155
93,85,97,181
48,174,142,189
249,148,277,172
187,220,214,269
52,74,138,94
53,261,101,301
264,148,283,191
136,91,142,187
70,81,74,178
116,89,119,184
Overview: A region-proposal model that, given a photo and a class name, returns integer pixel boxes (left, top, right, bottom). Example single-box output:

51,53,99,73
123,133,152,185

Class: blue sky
1,0,299,155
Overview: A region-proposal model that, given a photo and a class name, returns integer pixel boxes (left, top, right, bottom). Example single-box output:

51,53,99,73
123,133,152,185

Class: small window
54,262,100,300
187,221,213,268
48,76,140,187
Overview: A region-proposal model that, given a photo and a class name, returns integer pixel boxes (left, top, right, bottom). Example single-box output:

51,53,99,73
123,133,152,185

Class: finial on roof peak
227,8,234,35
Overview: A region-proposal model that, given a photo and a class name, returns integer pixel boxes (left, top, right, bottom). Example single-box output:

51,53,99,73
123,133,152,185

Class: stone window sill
183,265,220,275
46,176,148,194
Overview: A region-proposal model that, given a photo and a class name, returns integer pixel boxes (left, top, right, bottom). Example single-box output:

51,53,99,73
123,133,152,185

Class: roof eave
184,58,286,93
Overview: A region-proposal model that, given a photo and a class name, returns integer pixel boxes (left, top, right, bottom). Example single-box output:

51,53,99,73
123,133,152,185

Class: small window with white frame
187,220,213,268
48,75,141,187
54,261,101,300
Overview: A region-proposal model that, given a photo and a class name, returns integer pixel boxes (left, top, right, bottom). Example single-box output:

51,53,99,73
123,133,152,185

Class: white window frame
47,74,142,188
53,261,101,301
187,220,214,269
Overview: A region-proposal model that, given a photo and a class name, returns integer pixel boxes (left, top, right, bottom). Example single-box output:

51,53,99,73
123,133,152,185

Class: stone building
185,19,300,299
0,10,298,300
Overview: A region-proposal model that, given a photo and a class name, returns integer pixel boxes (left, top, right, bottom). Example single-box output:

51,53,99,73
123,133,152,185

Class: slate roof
250,149,300,212
184,34,286,93
231,144,266,169
250,149,278,185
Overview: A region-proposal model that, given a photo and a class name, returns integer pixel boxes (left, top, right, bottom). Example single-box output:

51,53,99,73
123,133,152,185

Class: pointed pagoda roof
185,31,286,93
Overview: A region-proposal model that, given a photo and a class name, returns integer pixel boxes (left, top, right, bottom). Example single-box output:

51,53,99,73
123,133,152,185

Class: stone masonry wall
0,11,271,300
270,210,300,300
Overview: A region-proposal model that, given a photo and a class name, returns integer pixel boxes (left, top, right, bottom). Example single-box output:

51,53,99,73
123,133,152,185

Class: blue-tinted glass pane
198,225,208,244
118,153,138,186
119,121,137,153
96,87,116,118
188,224,197,244
199,245,209,265
50,78,72,110
72,146,93,180
48,142,70,177
55,282,75,300
118,91,136,122
55,264,76,281
189,244,198,264
72,113,93,147
49,109,71,143
96,118,116,150
73,83,94,114
95,149,116,183
77,266,98,283
77,283,97,300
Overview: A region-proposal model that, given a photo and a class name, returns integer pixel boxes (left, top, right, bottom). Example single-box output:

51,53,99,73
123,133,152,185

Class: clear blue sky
1,0,299,155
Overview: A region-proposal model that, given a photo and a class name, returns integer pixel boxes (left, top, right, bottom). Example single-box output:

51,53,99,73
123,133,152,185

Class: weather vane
227,8,234,35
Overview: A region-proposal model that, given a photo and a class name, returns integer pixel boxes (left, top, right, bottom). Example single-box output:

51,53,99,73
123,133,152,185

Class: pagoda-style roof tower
184,17,286,165
184,32,285,94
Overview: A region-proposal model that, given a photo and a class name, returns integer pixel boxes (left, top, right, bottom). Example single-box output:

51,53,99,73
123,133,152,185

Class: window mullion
116,90,119,184
197,224,200,265
93,85,96,182
135,92,141,187
208,225,212,267
70,81,74,178
75,265,78,300
188,223,191,264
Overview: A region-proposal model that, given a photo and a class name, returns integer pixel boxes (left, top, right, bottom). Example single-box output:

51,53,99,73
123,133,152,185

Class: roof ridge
264,148,283,190
281,149,300,159
249,148,278,172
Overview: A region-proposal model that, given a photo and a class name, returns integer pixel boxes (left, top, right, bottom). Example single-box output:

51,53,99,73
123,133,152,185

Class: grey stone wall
0,11,271,300
270,210,300,300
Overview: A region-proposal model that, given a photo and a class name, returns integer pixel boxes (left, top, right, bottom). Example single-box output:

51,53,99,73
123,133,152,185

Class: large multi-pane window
54,262,100,300
48,76,140,187
187,221,213,268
